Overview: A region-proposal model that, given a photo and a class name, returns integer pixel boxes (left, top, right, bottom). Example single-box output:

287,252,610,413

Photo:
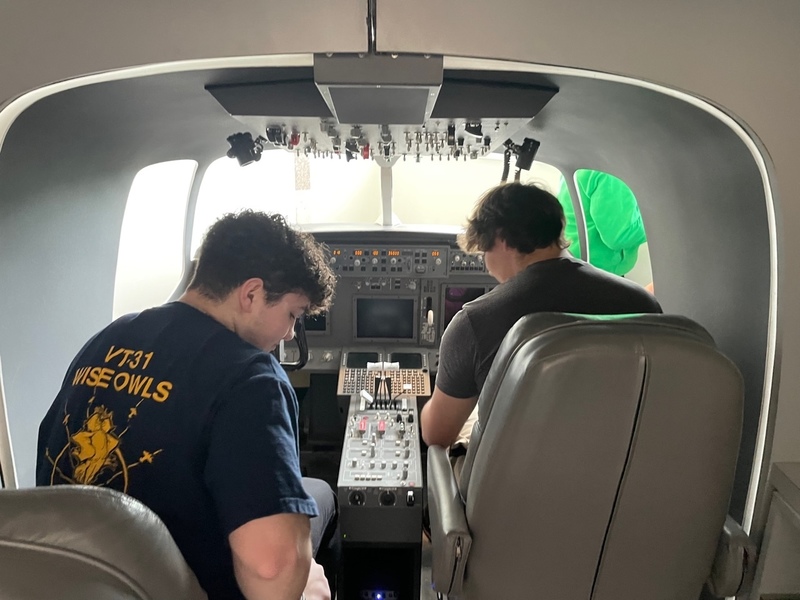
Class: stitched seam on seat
589,351,648,599
0,538,151,599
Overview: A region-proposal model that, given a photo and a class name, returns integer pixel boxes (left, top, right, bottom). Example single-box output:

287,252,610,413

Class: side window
556,169,652,287
113,160,197,318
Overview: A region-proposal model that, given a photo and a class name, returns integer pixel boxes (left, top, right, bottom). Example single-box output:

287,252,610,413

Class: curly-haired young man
37,210,337,600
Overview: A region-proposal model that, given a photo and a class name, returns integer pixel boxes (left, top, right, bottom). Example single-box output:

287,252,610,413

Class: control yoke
275,319,309,371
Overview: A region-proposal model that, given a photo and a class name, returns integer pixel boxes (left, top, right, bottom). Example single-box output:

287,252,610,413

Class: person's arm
205,368,323,600
302,558,331,600
421,310,480,447
586,171,648,250
229,513,312,600
421,386,478,447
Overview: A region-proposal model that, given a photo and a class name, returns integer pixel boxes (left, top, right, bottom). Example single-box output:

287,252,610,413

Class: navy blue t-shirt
36,302,317,599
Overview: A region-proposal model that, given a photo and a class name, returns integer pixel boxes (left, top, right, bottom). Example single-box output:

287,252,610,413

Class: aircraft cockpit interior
0,5,794,597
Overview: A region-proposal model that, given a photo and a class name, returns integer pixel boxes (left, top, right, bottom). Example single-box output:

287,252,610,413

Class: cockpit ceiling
205,57,558,161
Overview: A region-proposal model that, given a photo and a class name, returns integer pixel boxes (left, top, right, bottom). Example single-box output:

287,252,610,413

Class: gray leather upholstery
0,485,207,600
429,444,472,597
428,313,744,600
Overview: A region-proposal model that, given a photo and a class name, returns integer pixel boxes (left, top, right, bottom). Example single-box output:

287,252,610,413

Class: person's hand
302,559,331,600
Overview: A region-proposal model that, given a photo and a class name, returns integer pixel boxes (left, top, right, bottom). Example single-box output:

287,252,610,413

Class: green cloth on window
557,170,647,276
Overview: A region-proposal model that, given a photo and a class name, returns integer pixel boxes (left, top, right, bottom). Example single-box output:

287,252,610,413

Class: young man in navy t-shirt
37,210,337,600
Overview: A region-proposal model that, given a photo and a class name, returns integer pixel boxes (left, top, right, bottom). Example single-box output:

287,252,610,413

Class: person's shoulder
563,257,625,280
528,256,584,276
598,270,663,311
146,303,277,371
213,337,281,382
106,302,191,329
198,342,287,407
458,284,504,318
565,260,661,302
238,351,286,380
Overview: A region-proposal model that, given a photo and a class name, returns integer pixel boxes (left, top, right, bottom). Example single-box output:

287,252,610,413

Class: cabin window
113,160,197,318
557,169,653,287
191,152,381,256
391,158,563,226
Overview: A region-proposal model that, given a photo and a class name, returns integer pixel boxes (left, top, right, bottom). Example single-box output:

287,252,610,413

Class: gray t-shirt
436,257,663,399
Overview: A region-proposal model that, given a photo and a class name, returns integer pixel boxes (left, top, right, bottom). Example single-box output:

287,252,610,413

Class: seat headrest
458,313,718,498
480,312,713,419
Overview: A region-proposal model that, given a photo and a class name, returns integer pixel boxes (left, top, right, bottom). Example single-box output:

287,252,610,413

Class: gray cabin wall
0,134,131,486
0,72,244,485
528,76,770,521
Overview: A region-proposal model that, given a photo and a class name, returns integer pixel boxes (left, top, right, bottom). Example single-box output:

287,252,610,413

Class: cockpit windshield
190,150,563,256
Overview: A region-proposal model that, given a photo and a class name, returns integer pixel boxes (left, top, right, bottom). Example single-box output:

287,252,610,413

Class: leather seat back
0,485,207,599
457,313,743,600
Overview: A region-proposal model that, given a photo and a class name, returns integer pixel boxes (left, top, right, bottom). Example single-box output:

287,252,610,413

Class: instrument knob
354,259,361,267
348,491,365,506
379,491,396,506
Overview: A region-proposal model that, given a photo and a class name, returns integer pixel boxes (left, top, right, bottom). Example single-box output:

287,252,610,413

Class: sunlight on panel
113,160,197,318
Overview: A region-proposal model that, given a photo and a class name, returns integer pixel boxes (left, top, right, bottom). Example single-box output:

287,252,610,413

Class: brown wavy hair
458,183,567,254
189,210,335,313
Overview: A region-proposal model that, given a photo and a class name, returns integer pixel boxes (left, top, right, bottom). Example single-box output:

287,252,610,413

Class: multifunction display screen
355,298,415,340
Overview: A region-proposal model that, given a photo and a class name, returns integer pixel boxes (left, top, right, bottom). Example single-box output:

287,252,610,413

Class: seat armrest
428,445,473,597
705,515,757,598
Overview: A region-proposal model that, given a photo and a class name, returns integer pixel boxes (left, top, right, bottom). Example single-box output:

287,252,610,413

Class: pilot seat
0,485,207,599
427,313,755,600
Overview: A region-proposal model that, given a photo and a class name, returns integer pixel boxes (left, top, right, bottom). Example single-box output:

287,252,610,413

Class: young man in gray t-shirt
420,183,662,450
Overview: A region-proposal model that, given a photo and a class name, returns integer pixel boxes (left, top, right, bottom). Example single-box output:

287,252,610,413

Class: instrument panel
328,244,449,277
289,232,495,376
